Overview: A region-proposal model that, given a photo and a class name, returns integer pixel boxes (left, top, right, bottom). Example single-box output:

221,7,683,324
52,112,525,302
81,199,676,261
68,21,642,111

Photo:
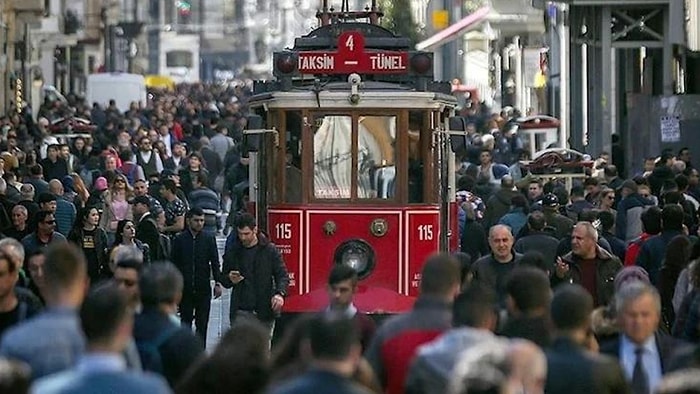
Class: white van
86,73,147,112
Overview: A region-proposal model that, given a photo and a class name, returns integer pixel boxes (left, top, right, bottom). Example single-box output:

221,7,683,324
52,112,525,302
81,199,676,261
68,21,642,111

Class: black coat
600,333,693,375
136,213,161,262
552,247,622,307
514,232,559,269
133,307,204,387
171,229,221,295
221,236,289,322
546,336,630,394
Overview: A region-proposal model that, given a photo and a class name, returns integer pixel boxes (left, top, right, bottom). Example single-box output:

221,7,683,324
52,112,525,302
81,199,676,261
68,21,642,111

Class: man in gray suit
32,283,170,393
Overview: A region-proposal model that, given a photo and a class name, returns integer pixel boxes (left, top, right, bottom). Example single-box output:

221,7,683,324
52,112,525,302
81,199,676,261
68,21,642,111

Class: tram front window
313,115,396,200
313,115,353,199
357,116,396,199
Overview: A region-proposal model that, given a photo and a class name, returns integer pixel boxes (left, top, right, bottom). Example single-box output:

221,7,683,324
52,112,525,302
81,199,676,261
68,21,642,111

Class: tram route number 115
417,224,434,241
275,223,292,240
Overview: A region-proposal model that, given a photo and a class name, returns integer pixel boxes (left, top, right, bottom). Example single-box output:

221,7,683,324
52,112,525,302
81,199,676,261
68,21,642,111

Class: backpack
136,324,179,374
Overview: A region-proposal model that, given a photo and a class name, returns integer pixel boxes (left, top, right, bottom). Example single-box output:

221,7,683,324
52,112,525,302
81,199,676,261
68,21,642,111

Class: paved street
205,236,231,352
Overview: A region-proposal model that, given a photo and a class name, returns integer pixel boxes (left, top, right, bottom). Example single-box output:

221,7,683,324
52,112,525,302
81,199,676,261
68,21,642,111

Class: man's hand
271,294,284,313
555,257,570,279
228,271,244,284
213,283,223,299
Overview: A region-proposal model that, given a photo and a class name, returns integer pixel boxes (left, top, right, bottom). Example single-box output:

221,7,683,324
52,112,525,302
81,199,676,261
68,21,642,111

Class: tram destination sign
297,31,408,75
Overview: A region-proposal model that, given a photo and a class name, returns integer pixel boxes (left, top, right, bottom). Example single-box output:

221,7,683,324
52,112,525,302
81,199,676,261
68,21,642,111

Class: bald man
471,224,523,304
47,180,76,236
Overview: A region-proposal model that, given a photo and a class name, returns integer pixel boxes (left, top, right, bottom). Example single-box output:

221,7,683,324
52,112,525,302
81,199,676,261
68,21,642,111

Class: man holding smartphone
221,213,289,340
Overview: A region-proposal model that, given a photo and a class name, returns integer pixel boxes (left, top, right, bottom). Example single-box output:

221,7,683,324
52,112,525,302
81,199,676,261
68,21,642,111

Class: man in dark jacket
471,224,522,305
541,193,574,240
499,267,553,348
600,282,691,392
221,213,289,337
171,207,222,343
546,284,629,394
187,173,220,234
636,204,685,285
270,314,372,394
132,196,162,262
552,222,623,307
514,211,559,269
616,180,655,243
133,262,203,387
483,176,519,228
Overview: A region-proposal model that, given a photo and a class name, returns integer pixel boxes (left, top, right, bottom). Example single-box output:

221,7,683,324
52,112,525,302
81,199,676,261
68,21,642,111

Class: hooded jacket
615,193,654,242
405,328,500,394
483,188,519,228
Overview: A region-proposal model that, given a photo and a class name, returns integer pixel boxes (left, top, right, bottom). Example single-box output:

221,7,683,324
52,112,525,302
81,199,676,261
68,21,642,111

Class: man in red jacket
624,206,662,266
365,254,460,394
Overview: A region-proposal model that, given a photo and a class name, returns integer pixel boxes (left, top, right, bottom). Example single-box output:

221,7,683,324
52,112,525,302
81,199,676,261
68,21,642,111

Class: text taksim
299,54,334,70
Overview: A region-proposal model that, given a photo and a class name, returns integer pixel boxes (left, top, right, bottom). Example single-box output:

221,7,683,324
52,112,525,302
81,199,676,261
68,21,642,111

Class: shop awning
415,6,491,51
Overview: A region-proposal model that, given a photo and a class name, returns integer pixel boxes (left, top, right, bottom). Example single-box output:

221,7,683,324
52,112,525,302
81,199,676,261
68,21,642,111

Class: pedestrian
32,283,170,393
325,264,376,351
600,282,691,393
365,253,460,394
221,213,289,340
0,243,88,380
405,284,499,394
471,224,523,304
545,284,629,394
21,210,67,258
175,320,271,394
133,262,204,387
552,222,622,307
67,206,109,284
269,313,374,394
171,207,222,343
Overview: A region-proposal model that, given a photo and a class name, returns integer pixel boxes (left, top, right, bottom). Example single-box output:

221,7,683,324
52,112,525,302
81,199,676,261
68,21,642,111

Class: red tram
242,1,461,314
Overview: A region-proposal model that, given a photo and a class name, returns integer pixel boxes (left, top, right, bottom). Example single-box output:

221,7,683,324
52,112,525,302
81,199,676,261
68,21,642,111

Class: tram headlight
275,54,297,74
410,53,432,75
334,239,375,280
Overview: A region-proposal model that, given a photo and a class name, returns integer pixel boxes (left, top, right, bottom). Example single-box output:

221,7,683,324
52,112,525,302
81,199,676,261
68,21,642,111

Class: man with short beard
134,137,164,179
471,224,522,304
553,222,622,307
132,179,162,216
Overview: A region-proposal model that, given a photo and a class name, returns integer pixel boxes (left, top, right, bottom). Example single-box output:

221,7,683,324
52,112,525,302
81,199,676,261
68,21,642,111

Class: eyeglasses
640,194,650,198
43,220,56,225
606,195,615,200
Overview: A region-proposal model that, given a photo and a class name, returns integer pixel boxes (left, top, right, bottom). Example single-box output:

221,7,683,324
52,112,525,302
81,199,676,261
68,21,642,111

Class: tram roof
248,88,457,110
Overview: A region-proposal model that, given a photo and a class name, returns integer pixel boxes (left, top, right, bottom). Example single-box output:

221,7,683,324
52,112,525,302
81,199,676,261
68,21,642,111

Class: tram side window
408,111,424,203
285,111,303,203
356,116,396,199
313,115,353,199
